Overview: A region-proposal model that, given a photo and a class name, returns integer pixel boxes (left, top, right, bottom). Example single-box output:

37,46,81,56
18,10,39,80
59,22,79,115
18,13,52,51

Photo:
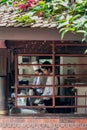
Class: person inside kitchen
34,61,58,113
32,68,46,96
27,64,47,106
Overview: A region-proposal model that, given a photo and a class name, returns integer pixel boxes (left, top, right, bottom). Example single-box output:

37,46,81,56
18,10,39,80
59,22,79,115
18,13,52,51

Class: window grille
14,41,87,114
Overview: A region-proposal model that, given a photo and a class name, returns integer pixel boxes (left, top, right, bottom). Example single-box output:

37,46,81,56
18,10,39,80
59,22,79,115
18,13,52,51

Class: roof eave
0,26,83,41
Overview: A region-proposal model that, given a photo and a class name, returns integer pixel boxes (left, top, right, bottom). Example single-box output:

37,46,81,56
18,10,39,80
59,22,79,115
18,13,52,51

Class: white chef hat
32,61,40,71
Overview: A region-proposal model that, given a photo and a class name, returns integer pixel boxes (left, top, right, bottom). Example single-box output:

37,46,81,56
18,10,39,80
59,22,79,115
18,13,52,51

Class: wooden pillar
0,76,8,114
0,42,8,114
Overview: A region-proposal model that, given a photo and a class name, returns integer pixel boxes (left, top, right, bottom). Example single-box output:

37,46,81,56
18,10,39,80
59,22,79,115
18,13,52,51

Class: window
13,41,87,114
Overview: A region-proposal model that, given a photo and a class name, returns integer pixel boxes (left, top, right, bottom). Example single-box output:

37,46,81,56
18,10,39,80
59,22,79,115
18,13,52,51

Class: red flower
27,0,35,7
19,4,26,10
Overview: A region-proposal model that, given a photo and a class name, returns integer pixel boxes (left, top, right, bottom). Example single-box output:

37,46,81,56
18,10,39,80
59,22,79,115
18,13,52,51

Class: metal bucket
0,76,8,115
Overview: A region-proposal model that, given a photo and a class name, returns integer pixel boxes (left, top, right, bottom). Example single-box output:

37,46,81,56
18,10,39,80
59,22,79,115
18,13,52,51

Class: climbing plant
0,0,14,5
1,0,87,41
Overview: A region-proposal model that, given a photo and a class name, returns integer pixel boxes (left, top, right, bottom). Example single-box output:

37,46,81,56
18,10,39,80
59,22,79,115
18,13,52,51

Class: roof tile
0,5,57,28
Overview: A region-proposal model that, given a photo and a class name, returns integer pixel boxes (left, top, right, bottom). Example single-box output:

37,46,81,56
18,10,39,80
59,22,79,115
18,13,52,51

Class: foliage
1,0,87,41
55,0,87,41
0,0,14,5
15,14,35,24
13,0,41,10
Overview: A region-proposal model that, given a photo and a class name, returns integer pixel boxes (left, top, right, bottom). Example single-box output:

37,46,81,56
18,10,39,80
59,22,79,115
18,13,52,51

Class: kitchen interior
1,40,87,114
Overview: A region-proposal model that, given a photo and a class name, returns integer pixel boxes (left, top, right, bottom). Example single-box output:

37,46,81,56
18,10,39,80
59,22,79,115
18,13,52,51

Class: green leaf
69,15,81,23
57,21,68,29
61,29,69,39
59,27,67,33
76,30,86,33
84,15,87,19
69,27,76,32
84,23,87,28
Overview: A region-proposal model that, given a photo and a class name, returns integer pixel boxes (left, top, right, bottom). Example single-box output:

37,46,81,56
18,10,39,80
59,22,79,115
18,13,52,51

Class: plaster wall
0,27,83,41
60,57,87,114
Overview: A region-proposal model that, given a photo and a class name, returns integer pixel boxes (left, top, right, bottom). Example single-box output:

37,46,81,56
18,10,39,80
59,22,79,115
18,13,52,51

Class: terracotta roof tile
0,5,57,28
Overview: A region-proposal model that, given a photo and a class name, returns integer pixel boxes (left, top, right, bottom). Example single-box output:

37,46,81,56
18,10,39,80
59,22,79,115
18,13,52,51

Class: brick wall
0,115,87,130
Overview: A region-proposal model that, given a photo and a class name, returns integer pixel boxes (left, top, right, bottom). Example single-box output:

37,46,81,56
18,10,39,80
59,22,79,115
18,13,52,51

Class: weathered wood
0,76,8,115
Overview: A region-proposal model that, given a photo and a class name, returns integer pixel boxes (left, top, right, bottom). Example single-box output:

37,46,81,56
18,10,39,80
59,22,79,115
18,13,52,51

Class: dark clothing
43,99,53,113
26,98,36,106
43,98,60,113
